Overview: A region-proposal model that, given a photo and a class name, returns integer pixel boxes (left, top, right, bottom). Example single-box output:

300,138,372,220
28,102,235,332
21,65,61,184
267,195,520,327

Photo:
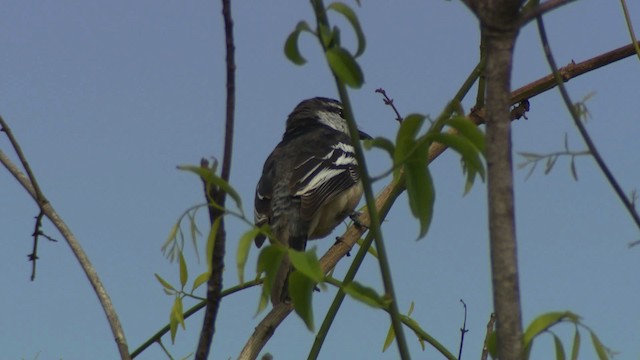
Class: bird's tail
270,226,307,305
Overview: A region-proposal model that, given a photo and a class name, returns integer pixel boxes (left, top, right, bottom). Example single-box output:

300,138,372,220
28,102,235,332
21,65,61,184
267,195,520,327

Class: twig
375,88,403,122
0,122,131,359
194,0,236,358
536,17,640,234
620,0,640,61
519,0,579,26
28,210,58,281
131,280,261,358
480,313,496,360
458,299,469,360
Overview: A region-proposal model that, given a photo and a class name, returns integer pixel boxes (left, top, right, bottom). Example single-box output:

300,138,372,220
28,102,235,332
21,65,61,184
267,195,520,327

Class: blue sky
1,1,639,359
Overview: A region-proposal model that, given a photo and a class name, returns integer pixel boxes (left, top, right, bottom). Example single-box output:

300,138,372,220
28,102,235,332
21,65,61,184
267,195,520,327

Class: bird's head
285,97,371,139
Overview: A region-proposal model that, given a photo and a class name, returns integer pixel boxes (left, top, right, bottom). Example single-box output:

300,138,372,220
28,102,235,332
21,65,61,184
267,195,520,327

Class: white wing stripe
295,167,344,196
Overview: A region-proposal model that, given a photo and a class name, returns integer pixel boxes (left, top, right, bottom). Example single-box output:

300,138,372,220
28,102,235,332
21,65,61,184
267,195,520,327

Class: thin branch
0,115,47,204
194,0,236,358
0,123,131,359
375,88,404,123
458,299,469,360
519,0,579,26
480,313,497,360
29,210,58,281
131,280,261,358
620,0,640,61
536,16,640,233
312,0,410,357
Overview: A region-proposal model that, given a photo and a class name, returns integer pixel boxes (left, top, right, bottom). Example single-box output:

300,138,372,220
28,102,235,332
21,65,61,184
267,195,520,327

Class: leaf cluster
486,311,615,360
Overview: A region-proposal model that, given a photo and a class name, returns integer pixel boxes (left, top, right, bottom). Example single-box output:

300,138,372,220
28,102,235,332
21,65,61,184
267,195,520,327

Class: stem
195,0,236,358
536,16,640,233
619,0,640,61
309,0,411,357
131,280,261,358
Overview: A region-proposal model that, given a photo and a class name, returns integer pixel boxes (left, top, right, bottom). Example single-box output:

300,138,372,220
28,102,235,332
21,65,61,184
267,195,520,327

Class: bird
253,97,371,305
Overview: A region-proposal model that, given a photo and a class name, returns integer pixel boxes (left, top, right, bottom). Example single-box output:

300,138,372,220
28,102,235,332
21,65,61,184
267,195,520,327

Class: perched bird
254,97,371,305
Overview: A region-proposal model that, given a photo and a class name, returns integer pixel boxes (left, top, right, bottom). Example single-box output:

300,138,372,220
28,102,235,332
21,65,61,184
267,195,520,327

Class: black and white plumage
253,97,370,304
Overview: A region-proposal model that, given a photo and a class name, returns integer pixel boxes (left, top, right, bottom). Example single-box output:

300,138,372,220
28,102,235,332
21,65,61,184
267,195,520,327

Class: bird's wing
254,155,275,247
291,141,360,221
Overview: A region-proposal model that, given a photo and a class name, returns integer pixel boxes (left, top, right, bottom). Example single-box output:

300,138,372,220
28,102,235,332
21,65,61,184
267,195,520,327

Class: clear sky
1,1,639,359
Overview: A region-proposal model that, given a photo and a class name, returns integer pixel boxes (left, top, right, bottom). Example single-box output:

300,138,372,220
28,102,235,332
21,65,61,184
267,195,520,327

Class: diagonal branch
0,136,131,359
536,17,640,232
510,41,640,105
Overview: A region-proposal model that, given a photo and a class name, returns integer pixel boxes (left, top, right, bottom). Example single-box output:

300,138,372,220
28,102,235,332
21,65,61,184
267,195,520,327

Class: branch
311,0,410,357
238,39,640,358
194,0,236,358
519,0,579,26
535,17,640,233
131,280,261,358
474,1,524,359
510,40,640,105
0,126,131,359
480,313,497,360
458,299,469,360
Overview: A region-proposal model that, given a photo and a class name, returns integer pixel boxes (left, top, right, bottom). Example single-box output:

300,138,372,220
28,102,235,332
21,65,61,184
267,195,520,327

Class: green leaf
327,2,366,57
342,281,388,309
570,156,578,181
407,301,415,317
326,47,364,88
187,211,202,261
429,132,485,194
256,245,286,314
589,331,609,360
237,227,261,284
553,333,566,360
486,331,497,358
545,155,558,175
382,321,395,352
447,116,486,153
318,23,333,49
284,21,312,65
394,114,425,165
404,148,435,239
161,221,180,256
288,248,323,282
155,273,176,293
364,136,395,157
174,297,185,329
289,270,316,331
177,164,244,215
523,311,570,346
191,271,210,293
570,327,580,360
178,251,188,289
169,309,179,343
169,296,186,343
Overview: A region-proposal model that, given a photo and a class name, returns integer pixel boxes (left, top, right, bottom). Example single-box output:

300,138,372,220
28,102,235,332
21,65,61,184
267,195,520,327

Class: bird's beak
358,129,372,140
